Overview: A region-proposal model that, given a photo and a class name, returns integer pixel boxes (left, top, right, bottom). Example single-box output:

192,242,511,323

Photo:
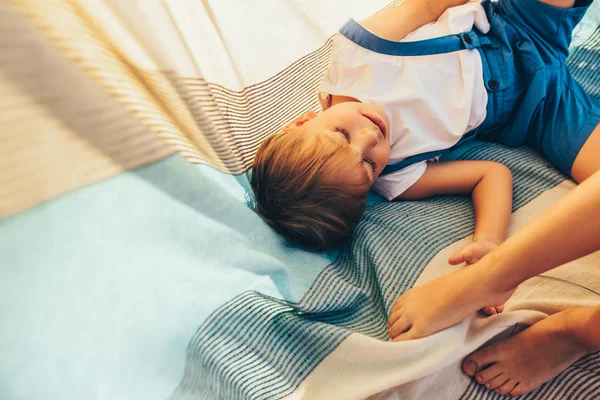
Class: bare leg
463,305,600,396
388,169,600,340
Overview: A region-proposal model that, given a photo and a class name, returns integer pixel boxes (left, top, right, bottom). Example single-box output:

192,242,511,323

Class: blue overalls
339,0,600,177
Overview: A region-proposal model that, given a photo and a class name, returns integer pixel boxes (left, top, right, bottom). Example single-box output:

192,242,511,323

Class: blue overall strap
380,131,478,176
339,19,492,57
339,19,494,176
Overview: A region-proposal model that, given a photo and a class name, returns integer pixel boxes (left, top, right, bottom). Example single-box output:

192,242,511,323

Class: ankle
461,261,514,308
562,307,600,353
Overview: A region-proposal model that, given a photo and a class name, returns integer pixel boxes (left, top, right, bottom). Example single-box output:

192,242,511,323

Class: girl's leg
459,4,599,395
463,305,600,397
572,123,600,183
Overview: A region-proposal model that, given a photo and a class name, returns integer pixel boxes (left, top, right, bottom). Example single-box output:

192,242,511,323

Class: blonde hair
251,127,371,251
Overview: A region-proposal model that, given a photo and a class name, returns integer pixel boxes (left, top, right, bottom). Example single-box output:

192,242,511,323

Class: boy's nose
357,128,379,149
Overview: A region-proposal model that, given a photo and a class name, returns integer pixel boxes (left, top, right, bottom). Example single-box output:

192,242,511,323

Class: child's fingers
481,306,497,316
449,244,478,266
448,251,466,265
480,305,505,315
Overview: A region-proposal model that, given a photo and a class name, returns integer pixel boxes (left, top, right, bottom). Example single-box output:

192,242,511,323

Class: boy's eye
364,157,377,171
335,127,351,142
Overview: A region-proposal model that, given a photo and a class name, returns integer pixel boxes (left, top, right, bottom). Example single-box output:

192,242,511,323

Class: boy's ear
282,111,317,131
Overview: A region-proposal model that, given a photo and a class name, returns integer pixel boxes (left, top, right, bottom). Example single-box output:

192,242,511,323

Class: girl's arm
361,0,470,41
388,169,600,341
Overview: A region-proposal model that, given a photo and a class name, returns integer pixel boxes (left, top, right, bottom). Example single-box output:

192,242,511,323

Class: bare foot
387,265,513,341
462,308,590,397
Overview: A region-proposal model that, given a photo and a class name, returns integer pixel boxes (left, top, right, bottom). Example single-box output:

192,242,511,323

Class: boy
251,0,600,263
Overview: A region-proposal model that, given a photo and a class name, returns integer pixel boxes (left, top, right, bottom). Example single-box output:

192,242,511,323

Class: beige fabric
1,0,397,218
0,4,173,218
285,181,600,400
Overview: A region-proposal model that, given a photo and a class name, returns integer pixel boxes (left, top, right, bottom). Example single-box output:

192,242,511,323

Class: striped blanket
1,1,599,399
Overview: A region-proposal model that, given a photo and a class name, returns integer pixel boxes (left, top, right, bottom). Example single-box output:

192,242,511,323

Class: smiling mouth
363,113,387,139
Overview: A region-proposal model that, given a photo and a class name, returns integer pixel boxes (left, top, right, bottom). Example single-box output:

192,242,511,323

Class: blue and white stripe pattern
171,17,600,398
170,142,569,400
568,7,600,100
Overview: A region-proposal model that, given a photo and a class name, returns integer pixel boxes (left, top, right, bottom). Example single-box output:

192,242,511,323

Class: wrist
476,249,519,294
472,233,502,245
462,251,517,309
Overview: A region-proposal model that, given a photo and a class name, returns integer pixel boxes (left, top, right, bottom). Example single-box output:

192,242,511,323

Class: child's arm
361,0,470,41
395,160,513,264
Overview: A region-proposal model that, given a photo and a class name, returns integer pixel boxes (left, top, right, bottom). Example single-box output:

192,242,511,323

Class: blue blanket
1,3,599,400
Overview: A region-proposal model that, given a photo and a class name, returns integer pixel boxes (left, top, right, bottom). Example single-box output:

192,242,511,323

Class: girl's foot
462,307,591,397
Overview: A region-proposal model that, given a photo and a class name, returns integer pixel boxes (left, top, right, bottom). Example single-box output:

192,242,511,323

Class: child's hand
448,239,498,266
448,239,504,316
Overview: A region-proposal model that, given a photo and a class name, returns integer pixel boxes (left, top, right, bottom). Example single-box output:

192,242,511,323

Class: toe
497,379,517,395
463,359,478,376
485,374,508,390
391,296,405,313
476,364,503,385
464,346,499,377
392,329,417,342
509,382,523,397
387,309,402,328
496,305,505,313
509,381,535,397
388,316,410,339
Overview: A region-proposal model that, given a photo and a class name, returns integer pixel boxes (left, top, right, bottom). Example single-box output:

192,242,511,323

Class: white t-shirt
318,2,491,200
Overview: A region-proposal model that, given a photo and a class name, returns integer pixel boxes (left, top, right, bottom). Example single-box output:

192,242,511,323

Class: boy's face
288,102,391,183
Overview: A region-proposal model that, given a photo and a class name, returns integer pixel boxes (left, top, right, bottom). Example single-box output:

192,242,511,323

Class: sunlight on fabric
166,0,393,89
